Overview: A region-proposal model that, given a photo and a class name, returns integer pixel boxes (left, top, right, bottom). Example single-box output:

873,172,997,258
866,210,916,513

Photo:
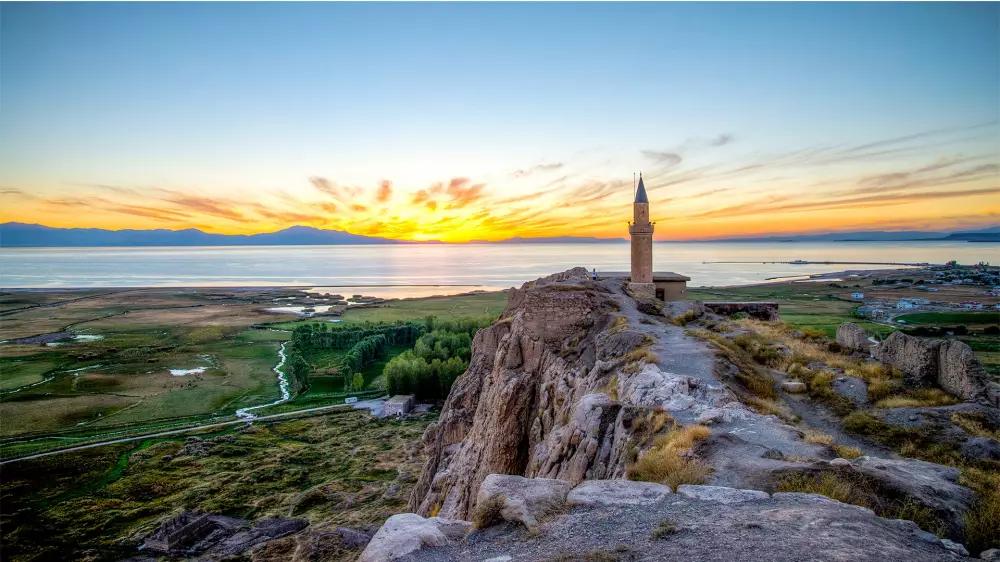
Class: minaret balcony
629,223,654,235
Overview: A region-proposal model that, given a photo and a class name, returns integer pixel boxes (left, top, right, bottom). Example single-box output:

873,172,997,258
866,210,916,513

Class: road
0,397,387,465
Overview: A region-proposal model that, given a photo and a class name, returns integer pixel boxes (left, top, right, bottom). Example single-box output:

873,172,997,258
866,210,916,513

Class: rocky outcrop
409,268,636,520
472,474,572,532
385,478,970,561
875,332,988,400
836,322,871,353
770,456,974,539
876,331,941,387
566,479,670,507
938,340,986,401
358,514,470,562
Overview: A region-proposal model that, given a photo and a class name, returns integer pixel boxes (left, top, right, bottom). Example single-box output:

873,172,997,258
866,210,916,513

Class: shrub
866,377,899,402
650,519,678,539
803,430,834,446
843,411,882,435
471,494,506,529
875,388,958,409
832,444,863,459
627,447,711,489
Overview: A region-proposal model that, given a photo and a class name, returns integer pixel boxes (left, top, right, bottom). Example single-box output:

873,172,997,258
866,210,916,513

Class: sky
0,2,998,242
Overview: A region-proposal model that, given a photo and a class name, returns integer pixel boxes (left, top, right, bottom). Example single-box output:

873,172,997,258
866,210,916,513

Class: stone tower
628,173,655,297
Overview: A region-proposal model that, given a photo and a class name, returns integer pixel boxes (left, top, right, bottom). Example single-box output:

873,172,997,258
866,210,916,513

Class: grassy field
0,288,509,456
895,311,999,326
0,409,434,561
265,290,508,330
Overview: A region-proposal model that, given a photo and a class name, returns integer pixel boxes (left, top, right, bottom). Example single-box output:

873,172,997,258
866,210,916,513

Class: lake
0,241,996,292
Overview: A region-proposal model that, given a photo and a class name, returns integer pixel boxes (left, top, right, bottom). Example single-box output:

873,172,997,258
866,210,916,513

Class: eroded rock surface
836,322,872,353
938,340,987,401
358,514,470,562
397,479,968,562
876,331,942,387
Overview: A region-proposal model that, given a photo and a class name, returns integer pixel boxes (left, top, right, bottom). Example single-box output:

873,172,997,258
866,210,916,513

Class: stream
235,341,290,420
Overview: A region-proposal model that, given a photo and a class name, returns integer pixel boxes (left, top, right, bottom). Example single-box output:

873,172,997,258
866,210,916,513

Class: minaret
628,173,655,297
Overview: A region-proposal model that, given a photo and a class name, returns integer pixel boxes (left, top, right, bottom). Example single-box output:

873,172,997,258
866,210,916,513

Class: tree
351,372,365,392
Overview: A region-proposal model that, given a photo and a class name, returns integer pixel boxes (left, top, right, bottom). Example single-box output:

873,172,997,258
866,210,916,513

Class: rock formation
836,322,871,353
394,270,983,559
876,331,942,387
364,478,970,561
408,268,632,519
874,330,987,401
938,339,987,401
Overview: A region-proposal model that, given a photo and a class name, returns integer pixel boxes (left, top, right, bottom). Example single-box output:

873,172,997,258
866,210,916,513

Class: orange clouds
376,180,393,203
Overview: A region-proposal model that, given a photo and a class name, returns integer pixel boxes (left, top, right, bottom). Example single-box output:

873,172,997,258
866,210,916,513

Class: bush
627,424,712,489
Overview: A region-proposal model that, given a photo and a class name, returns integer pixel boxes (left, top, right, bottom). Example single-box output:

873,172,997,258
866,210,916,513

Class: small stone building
384,394,415,416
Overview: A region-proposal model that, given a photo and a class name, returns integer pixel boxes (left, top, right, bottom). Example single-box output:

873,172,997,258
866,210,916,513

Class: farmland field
0,287,509,458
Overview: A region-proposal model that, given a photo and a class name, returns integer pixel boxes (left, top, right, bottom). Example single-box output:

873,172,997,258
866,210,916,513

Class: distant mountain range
675,227,1000,243
0,222,996,247
0,223,406,247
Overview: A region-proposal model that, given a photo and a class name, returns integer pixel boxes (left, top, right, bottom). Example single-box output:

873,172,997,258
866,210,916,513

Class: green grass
0,410,435,561
895,311,999,326
267,291,507,330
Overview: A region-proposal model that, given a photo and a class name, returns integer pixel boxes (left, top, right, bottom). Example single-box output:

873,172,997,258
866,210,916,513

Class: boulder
847,456,973,538
473,474,572,533
676,484,769,504
566,479,671,507
875,332,941,387
781,381,807,393
937,340,986,401
960,437,1000,462
357,514,470,562
836,323,871,353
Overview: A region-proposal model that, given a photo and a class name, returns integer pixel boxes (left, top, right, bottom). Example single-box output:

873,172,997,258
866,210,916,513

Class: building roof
634,175,649,203
599,271,690,281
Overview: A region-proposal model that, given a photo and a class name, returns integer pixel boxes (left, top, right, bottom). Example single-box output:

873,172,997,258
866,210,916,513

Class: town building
851,292,865,300
384,394,415,416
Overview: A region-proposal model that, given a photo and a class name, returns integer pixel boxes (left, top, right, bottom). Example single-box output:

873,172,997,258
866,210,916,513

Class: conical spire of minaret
634,172,649,203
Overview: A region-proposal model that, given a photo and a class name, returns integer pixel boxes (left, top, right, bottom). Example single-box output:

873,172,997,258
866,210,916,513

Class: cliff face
409,268,643,518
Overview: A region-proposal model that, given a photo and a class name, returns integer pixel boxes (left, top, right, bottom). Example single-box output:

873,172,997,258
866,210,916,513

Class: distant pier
702,260,931,267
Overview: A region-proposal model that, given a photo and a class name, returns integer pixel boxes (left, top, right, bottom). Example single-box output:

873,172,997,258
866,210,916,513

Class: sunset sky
1,3,997,242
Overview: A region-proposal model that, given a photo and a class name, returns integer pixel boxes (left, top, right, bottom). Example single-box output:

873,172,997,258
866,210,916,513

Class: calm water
0,242,996,292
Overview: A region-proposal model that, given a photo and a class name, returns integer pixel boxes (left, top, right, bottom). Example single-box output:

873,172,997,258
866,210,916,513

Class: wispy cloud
512,162,563,177
640,151,682,167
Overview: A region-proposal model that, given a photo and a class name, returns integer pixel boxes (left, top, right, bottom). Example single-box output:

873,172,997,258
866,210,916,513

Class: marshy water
1,241,995,293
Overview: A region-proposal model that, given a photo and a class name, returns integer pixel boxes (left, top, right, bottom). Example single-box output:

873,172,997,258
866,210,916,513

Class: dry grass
471,494,506,529
671,310,699,326
777,472,945,535
650,519,679,539
962,467,1000,555
875,388,958,409
606,374,619,401
609,315,629,334
625,347,660,364
951,412,1000,440
832,444,863,459
743,395,796,421
803,430,834,446
627,424,712,489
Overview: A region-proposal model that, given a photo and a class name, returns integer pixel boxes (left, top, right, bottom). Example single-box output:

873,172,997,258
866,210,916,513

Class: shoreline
0,267,919,293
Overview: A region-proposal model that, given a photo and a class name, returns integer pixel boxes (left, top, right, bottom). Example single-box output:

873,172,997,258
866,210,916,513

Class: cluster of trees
341,334,389,373
292,321,424,350
384,324,489,399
